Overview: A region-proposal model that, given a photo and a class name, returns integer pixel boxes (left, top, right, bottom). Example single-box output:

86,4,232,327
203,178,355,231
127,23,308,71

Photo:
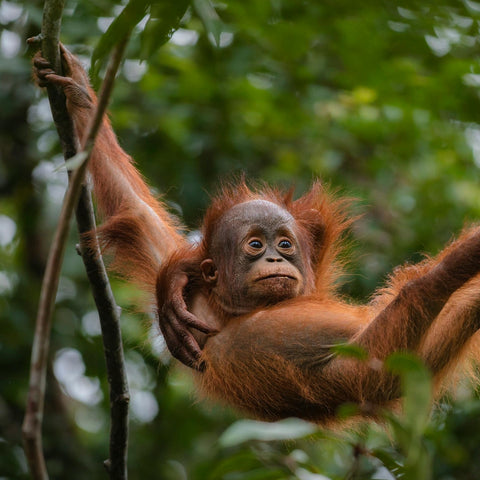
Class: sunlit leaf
219,418,317,447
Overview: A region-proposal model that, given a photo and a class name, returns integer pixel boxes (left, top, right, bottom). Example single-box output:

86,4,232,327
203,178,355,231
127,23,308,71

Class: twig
22,5,130,479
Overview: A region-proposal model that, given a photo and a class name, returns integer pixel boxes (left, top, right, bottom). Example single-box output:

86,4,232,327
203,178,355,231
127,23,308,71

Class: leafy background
2,0,480,478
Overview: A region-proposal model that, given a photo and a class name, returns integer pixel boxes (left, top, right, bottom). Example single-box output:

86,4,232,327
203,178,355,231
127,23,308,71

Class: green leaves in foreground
91,0,191,78
213,353,435,480
91,0,228,79
330,343,368,360
376,353,434,480
92,0,148,77
211,419,319,480
140,0,191,60
219,418,317,448
386,352,433,434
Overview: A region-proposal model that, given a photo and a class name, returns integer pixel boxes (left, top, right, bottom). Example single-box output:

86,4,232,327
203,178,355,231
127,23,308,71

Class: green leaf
383,354,433,480
192,0,224,47
386,353,432,433
219,418,317,448
335,402,360,420
140,0,191,59
385,413,414,453
330,343,368,360
208,451,261,479
233,468,286,480
385,352,426,374
403,445,432,480
91,0,150,77
372,447,403,477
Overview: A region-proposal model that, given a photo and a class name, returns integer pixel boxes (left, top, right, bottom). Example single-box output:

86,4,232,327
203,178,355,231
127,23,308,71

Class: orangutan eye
244,237,265,256
249,239,263,249
278,239,292,249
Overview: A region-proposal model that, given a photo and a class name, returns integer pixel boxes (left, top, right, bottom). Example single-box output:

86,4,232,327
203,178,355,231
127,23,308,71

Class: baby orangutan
34,44,480,424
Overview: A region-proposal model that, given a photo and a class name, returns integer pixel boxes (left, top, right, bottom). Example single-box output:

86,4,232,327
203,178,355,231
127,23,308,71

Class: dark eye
278,239,292,249
249,239,263,249
244,237,265,256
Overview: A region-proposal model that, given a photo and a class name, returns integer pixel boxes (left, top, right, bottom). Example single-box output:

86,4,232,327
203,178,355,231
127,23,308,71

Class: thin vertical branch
22,3,69,477
22,6,130,478
75,186,130,479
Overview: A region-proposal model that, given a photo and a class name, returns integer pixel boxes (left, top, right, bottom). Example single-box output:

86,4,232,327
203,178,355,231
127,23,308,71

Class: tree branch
22,4,130,480
75,187,130,479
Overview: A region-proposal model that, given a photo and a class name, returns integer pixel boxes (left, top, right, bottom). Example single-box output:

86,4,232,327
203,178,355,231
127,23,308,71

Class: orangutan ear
200,259,218,284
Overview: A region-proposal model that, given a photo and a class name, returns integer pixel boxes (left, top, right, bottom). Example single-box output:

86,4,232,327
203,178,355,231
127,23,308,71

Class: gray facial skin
203,200,307,313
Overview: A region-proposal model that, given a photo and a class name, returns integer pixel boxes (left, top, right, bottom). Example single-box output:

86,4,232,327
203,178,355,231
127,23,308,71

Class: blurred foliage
3,0,480,478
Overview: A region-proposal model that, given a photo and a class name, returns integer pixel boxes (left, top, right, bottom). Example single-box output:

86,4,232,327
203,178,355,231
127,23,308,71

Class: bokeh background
3,0,480,478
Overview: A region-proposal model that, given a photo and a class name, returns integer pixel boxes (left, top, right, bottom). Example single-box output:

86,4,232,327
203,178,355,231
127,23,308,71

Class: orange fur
43,47,186,294
194,228,480,423
35,46,480,426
